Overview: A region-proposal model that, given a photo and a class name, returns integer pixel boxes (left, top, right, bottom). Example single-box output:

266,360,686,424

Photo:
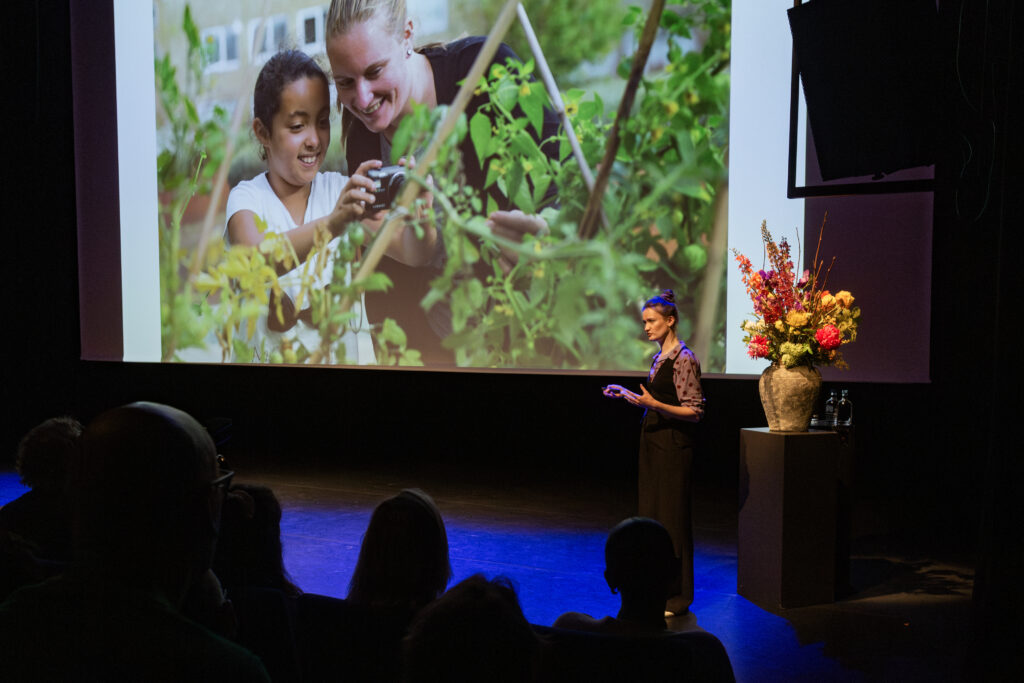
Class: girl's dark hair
347,488,452,612
253,49,329,160
642,289,678,330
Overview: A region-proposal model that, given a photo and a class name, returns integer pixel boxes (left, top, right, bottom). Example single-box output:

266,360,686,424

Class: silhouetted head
403,574,539,683
16,416,82,492
604,517,677,601
347,488,451,611
213,483,301,596
72,402,225,580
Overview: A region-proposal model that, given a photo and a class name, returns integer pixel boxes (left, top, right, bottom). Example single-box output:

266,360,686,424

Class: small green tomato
348,224,366,247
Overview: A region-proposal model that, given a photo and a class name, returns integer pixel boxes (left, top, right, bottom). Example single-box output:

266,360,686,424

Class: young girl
226,49,435,363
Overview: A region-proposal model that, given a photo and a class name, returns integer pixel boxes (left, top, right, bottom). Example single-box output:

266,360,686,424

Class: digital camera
367,165,406,211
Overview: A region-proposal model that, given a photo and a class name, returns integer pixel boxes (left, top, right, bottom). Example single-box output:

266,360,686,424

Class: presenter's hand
633,385,659,409
602,384,627,398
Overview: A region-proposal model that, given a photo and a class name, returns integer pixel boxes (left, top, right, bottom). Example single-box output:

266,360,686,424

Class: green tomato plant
161,1,730,371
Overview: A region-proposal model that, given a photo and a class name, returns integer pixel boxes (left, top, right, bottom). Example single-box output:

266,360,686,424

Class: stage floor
1,464,974,682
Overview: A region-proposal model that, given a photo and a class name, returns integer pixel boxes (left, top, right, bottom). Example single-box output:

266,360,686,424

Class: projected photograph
152,0,731,371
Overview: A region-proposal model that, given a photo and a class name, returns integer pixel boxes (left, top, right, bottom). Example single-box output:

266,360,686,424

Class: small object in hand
367,165,406,211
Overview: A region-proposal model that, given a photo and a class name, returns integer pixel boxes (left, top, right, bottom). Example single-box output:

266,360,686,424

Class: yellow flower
774,320,786,332
651,127,664,142
786,310,810,327
835,290,855,308
684,91,700,106
519,83,531,97
662,100,680,117
819,292,835,308
565,102,578,116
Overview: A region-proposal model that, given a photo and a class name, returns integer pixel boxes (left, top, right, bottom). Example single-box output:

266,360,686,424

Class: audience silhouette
0,416,81,564
555,517,679,634
347,487,452,613
403,574,540,683
296,487,452,681
214,483,302,597
1,412,735,681
540,517,736,682
0,402,270,682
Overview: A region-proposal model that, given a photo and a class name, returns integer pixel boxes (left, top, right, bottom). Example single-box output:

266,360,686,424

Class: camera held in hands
367,165,406,211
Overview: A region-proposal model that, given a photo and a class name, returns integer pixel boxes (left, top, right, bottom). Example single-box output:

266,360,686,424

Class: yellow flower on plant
652,127,664,142
774,320,786,332
565,102,578,116
519,83,531,97
785,310,810,327
662,100,679,117
819,291,835,308
835,290,855,308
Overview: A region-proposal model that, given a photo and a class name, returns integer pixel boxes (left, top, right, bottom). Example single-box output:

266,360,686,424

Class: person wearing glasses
0,402,269,682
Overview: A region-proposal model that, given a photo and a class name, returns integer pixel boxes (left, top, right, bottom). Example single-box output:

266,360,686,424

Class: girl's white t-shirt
224,171,374,364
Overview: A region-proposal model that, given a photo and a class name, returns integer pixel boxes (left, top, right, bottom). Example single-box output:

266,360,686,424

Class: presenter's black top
642,341,705,438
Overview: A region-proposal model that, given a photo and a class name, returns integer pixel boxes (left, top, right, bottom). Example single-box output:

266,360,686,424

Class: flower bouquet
733,218,860,430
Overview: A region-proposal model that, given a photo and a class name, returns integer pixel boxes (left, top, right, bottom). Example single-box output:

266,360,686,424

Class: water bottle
837,389,853,426
824,390,838,427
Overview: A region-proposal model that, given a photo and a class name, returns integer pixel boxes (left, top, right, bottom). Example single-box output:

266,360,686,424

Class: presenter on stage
603,289,705,616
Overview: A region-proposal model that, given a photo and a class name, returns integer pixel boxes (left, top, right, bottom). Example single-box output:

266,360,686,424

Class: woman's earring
406,48,413,57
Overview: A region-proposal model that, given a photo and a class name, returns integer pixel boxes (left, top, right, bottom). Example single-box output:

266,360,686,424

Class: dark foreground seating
294,593,411,682
533,625,736,683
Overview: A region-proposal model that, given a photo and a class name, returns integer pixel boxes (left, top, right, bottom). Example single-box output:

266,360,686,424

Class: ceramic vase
758,364,822,432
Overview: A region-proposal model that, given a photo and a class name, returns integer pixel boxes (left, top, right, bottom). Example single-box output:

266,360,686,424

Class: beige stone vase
758,364,822,432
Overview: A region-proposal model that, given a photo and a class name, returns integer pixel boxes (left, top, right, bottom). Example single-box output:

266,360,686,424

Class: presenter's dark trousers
638,422,694,614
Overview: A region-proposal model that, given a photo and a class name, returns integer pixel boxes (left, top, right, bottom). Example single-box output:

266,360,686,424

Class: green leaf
391,120,413,162
465,278,485,309
398,349,424,366
183,5,200,50
521,93,544,138
495,81,518,113
469,111,493,166
184,98,200,126
353,272,393,293
379,318,408,348
506,162,525,212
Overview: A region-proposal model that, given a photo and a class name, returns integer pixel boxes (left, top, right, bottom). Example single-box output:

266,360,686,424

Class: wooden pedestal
738,428,840,608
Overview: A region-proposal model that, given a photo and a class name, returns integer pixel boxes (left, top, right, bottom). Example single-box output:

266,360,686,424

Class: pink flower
815,324,842,350
747,334,770,358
